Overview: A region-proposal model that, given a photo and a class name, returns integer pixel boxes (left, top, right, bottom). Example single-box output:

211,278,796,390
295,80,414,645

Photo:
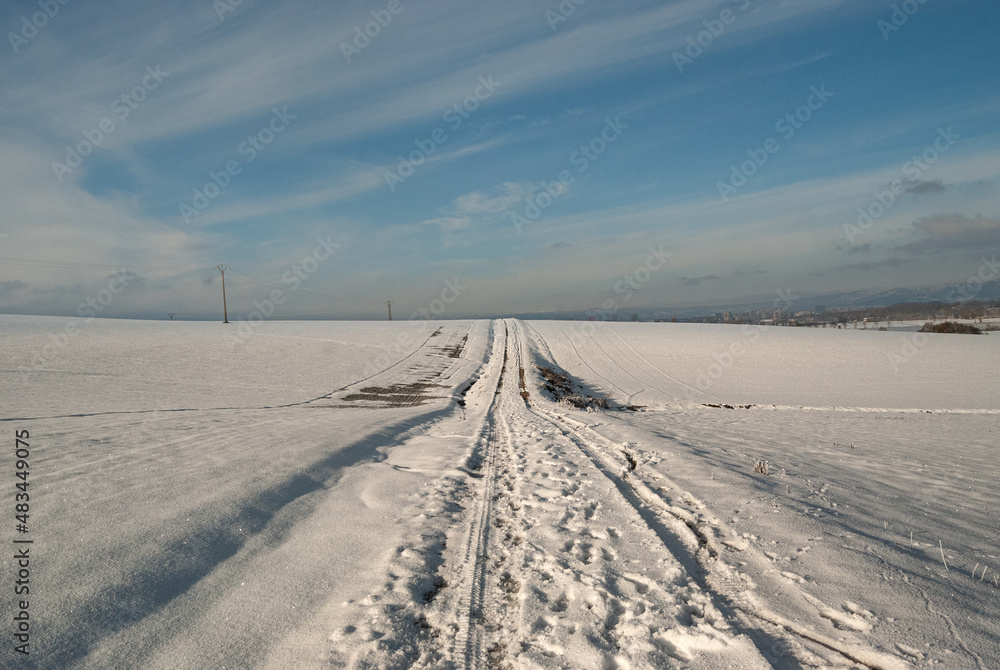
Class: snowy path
332,320,917,669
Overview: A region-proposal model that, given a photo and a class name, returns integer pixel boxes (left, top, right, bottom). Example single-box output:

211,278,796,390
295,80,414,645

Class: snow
523,320,1000,410
525,320,1000,669
1,315,997,668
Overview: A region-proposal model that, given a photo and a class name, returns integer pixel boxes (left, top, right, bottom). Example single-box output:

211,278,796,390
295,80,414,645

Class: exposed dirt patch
536,365,613,411
342,382,446,407
438,334,468,359
423,575,448,603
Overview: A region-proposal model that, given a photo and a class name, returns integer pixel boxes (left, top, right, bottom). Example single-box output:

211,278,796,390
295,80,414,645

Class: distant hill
787,280,1000,312
503,279,1000,321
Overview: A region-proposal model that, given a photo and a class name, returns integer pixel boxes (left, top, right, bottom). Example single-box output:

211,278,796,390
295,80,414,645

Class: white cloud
422,217,472,232
452,183,534,215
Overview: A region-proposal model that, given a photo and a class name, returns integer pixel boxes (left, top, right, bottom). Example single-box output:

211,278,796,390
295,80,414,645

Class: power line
0,256,203,273
0,257,379,308
227,270,372,304
265,309,373,317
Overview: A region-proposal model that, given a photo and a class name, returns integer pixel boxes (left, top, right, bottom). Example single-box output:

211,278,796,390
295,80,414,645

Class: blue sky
1,0,998,320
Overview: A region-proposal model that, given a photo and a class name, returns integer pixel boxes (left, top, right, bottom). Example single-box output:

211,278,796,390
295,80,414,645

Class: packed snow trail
333,320,914,668
489,321,772,668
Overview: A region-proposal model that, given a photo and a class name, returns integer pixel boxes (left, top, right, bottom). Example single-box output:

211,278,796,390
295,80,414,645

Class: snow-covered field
1,315,997,669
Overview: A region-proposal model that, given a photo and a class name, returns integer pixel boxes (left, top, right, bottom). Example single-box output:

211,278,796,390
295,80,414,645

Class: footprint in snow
533,615,556,632
621,573,653,595
605,599,628,629
550,589,574,612
819,603,872,631
576,543,595,564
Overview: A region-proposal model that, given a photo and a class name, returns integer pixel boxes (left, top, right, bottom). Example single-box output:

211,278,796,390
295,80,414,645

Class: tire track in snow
605,326,718,402
452,412,499,669
322,320,909,667
529,321,719,407
311,322,503,669
580,325,652,398
497,320,770,667
553,322,635,401
451,321,509,670
540,419,906,669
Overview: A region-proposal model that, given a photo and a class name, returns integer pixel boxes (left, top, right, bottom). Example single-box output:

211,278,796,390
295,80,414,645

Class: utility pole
386,300,392,321
168,313,175,321
216,264,230,323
